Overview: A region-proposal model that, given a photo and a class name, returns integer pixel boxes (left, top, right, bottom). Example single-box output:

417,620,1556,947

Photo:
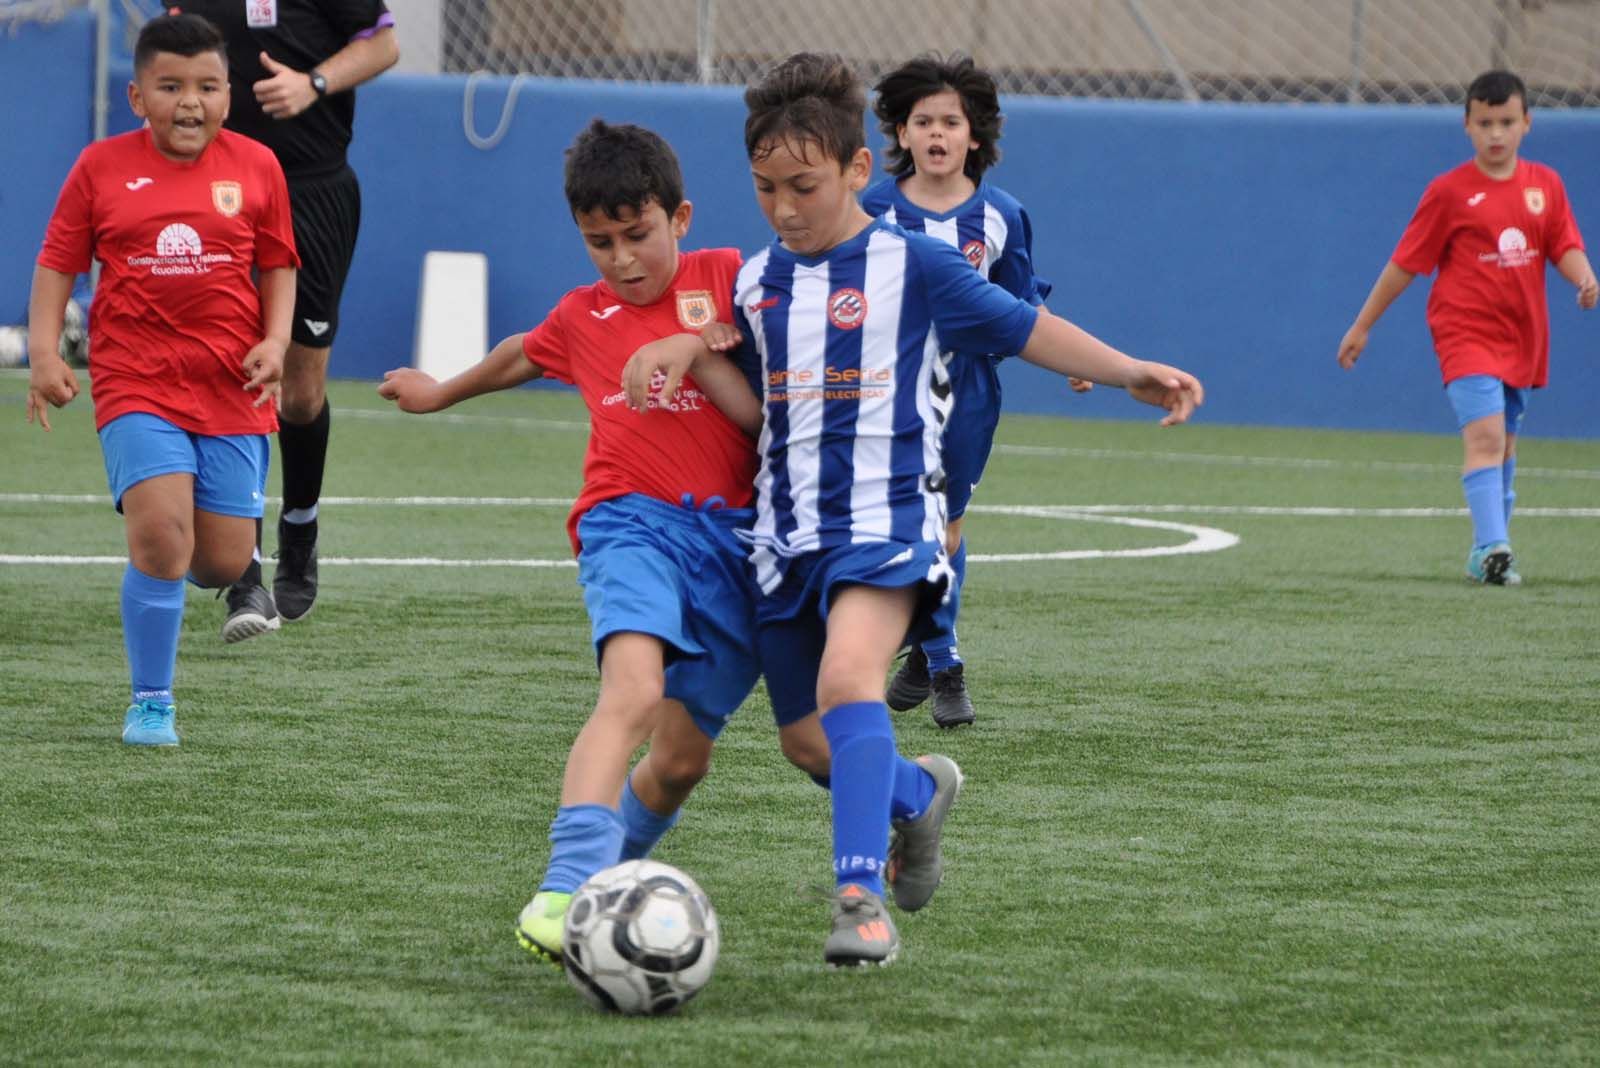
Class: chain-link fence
415,0,1600,107
9,0,1599,106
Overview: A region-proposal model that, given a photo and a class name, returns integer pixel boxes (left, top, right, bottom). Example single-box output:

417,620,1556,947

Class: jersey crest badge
1523,187,1545,215
676,290,716,330
961,239,986,269
211,181,243,217
827,288,867,330
246,0,278,28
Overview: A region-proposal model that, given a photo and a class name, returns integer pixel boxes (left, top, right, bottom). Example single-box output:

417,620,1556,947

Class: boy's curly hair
873,53,1002,181
744,52,865,167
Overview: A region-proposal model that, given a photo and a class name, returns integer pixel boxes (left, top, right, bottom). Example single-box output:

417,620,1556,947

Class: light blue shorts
98,412,269,517
1445,374,1529,434
575,494,760,738
942,354,1004,520
756,539,952,724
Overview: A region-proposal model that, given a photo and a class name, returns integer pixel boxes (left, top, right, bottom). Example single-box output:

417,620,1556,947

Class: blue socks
121,564,184,706
808,755,935,823
1462,466,1508,549
923,539,967,674
540,804,624,894
618,776,680,861
1502,456,1517,529
820,701,897,896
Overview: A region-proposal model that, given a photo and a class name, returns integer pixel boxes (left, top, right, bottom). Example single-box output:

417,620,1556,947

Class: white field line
1,501,1238,567
5,494,1597,518
991,442,1600,481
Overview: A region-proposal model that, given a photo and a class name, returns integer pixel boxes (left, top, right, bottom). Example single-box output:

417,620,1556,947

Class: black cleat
929,665,976,728
222,581,280,644
887,647,932,712
273,518,319,622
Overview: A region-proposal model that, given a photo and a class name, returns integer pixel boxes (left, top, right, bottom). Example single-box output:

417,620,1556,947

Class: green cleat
515,890,571,967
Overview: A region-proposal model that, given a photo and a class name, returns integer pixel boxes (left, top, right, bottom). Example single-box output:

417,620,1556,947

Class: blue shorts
1445,374,1529,434
98,412,269,517
757,539,952,725
576,494,761,738
942,354,1003,520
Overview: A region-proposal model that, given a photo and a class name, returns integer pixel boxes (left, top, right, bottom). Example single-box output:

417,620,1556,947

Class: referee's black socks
279,398,331,520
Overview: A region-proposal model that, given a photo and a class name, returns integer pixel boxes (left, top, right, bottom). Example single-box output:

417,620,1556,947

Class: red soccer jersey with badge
521,248,756,555
1392,158,1583,388
37,127,299,433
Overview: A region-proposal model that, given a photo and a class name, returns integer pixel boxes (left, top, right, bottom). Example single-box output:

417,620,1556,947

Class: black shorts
287,164,361,349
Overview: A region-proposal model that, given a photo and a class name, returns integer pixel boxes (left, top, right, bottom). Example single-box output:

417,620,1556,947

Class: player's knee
188,544,253,589
595,675,667,725
652,744,712,793
781,732,830,778
127,516,193,579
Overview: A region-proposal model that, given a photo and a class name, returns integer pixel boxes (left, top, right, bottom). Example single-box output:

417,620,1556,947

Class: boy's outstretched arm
1338,261,1415,369
1556,248,1599,310
378,333,543,413
24,265,82,431
1017,312,1203,426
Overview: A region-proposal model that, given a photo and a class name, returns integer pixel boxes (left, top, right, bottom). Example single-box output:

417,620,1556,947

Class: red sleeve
254,152,300,271
37,151,95,276
1391,179,1451,276
521,304,573,383
1544,171,1584,264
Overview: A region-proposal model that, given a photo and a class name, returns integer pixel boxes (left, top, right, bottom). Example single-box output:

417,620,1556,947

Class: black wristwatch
309,69,329,97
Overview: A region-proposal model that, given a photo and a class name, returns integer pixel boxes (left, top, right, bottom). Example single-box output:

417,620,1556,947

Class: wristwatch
309,69,329,97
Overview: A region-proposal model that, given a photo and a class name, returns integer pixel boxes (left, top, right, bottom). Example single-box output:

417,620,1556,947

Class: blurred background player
864,53,1087,729
26,13,297,746
627,52,1202,969
1338,69,1595,585
377,120,827,967
172,0,398,638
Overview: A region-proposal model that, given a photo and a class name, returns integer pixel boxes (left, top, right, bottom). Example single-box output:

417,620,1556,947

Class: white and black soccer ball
562,859,719,1015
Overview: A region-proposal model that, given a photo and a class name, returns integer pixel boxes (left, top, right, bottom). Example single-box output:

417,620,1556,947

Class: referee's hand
255,52,318,119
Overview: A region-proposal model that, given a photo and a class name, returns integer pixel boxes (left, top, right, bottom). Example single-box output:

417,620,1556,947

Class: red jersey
521,248,757,555
37,128,299,434
1392,158,1583,388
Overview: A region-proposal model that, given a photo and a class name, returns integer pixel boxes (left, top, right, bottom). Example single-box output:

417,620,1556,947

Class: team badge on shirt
827,288,867,330
246,0,277,28
676,290,716,330
211,181,243,217
961,239,986,269
1523,187,1545,215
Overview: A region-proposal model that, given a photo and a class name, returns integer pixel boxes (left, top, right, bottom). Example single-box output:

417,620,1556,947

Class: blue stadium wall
5,11,1597,437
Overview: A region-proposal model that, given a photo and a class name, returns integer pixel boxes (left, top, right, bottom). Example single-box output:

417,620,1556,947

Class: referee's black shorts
287,164,361,349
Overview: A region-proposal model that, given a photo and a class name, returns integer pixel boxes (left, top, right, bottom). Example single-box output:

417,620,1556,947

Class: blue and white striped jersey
732,219,1038,592
860,178,1052,328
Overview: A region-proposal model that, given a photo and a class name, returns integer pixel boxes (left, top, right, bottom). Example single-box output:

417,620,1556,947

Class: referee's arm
255,25,399,119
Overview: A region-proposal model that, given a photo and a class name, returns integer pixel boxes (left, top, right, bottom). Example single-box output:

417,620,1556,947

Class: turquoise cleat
122,699,179,747
1465,542,1514,586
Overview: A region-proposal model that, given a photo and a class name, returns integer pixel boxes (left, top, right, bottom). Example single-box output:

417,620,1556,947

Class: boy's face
574,198,691,306
128,49,230,162
897,89,975,181
750,137,873,256
1464,96,1530,175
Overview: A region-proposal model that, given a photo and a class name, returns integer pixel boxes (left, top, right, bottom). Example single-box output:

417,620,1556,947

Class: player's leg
518,631,667,965
225,166,359,632
814,583,920,967
615,498,761,861
100,415,198,747
890,355,995,727
619,699,712,861
1448,376,1514,585
272,339,331,620
1500,385,1529,584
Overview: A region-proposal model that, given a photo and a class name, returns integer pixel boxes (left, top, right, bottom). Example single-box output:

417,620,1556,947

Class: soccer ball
562,859,719,1015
